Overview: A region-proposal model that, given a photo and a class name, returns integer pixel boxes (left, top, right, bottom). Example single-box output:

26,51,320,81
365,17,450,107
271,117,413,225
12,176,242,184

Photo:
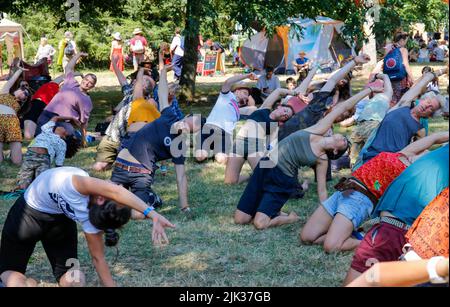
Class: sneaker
352,230,365,241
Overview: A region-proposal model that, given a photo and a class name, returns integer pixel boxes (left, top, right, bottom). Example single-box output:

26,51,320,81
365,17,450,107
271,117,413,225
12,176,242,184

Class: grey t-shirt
272,130,318,177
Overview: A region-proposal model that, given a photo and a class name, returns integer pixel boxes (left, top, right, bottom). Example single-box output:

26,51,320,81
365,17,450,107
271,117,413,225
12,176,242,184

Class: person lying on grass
234,71,380,230
111,64,202,216
224,65,319,185
0,167,174,287
301,131,449,253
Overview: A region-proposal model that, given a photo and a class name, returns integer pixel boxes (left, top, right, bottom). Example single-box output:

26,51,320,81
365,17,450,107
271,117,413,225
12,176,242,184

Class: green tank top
275,130,318,177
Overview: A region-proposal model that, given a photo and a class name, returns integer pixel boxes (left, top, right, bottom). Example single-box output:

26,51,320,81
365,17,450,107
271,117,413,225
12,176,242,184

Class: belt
334,177,379,207
114,162,152,174
29,147,49,155
366,216,410,231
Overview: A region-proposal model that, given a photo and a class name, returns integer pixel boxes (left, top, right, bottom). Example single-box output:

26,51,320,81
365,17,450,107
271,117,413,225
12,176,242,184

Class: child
417,43,429,63
16,116,81,190
422,66,440,94
281,77,298,104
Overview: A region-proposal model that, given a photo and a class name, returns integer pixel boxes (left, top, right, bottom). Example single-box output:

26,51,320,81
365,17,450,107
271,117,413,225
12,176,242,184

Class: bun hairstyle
394,31,409,43
89,201,131,247
325,137,351,161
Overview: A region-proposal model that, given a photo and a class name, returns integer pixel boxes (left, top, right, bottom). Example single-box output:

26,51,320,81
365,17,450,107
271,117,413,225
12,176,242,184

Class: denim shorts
322,190,373,229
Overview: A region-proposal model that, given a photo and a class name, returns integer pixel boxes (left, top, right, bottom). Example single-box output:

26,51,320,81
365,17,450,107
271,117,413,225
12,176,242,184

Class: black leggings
0,196,78,282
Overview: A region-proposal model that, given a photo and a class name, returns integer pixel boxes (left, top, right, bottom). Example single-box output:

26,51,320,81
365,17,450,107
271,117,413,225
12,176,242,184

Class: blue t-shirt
127,107,186,171
295,57,309,65
363,106,423,163
372,144,449,225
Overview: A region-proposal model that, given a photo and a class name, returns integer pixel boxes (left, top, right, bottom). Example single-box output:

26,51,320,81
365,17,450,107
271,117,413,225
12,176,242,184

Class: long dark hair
89,201,131,247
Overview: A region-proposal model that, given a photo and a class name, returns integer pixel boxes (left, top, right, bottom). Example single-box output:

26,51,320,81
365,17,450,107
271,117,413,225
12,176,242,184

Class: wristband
143,206,155,218
427,256,448,284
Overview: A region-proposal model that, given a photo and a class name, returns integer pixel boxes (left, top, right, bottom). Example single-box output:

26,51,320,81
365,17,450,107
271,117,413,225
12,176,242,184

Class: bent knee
215,154,228,165
323,240,343,254
59,270,86,287
299,229,316,245
234,211,251,225
253,217,269,230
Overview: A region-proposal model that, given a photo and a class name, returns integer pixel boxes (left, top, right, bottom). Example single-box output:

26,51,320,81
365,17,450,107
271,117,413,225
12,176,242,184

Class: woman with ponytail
0,167,175,287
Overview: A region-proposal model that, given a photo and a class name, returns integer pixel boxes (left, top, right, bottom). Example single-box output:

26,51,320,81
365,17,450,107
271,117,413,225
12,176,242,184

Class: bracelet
143,206,155,218
427,256,449,284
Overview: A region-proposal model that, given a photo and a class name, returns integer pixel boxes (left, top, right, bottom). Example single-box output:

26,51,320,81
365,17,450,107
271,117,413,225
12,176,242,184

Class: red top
352,152,407,200
31,82,60,105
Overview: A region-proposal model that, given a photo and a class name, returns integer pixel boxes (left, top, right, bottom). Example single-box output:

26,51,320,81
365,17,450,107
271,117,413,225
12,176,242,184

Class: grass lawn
0,62,448,287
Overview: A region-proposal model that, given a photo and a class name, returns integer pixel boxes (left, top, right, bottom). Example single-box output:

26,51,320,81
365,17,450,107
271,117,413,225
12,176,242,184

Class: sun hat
112,32,122,41
133,28,143,35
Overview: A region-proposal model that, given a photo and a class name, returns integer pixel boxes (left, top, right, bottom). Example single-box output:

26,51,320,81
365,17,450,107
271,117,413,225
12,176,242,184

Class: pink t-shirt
44,72,93,126
130,36,148,54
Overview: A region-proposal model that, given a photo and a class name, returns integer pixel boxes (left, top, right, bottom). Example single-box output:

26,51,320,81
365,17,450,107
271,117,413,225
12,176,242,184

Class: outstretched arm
222,73,257,93
400,131,449,157
377,73,393,102
396,68,448,108
175,164,189,210
65,52,87,76
306,87,373,136
295,64,319,96
85,233,115,287
320,54,370,93
133,68,145,101
1,68,25,94
347,258,449,287
260,88,296,109
158,65,171,112
111,55,127,87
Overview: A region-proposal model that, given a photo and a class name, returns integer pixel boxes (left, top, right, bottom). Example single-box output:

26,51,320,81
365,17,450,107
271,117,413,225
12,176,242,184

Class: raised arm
306,87,373,136
260,88,296,109
64,52,87,76
400,131,449,157
133,68,145,101
396,68,448,108
175,164,189,210
400,47,414,82
111,54,127,87
295,64,319,96
222,73,257,93
1,68,25,94
158,63,171,112
320,54,370,93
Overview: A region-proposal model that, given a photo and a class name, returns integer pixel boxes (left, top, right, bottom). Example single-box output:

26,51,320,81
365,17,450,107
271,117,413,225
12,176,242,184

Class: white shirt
36,44,56,62
29,121,67,166
206,91,240,134
25,167,100,234
256,75,281,94
170,35,184,57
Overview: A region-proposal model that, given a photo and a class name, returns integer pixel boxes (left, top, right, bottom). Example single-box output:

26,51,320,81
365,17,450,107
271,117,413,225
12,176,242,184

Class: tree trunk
179,0,202,104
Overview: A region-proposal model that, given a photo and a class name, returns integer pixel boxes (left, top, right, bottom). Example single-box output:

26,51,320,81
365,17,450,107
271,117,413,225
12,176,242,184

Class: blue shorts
237,158,297,218
322,190,373,229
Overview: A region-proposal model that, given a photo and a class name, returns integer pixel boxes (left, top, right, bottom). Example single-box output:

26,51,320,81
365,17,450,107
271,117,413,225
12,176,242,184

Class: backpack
64,41,75,57
383,46,407,81
132,39,145,54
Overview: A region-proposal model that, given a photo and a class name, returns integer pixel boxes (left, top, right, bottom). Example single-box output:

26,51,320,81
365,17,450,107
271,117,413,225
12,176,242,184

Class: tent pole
19,30,25,60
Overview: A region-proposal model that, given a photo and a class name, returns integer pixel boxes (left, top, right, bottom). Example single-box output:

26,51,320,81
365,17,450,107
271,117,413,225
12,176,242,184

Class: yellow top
128,98,161,126
0,93,20,112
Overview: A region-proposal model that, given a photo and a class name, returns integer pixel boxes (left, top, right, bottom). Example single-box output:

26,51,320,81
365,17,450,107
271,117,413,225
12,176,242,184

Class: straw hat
112,32,122,41
299,51,306,56
64,31,73,39
133,28,143,35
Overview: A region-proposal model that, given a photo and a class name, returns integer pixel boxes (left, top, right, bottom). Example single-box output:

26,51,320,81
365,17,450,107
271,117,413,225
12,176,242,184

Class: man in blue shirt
293,51,310,78
111,65,202,215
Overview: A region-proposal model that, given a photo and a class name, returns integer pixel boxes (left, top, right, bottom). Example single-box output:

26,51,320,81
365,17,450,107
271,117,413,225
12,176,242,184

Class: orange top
128,98,160,127
406,187,449,259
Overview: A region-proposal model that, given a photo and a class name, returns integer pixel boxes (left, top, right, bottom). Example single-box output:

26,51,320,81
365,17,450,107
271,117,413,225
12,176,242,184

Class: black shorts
0,196,78,282
23,99,47,124
237,158,297,218
198,124,232,155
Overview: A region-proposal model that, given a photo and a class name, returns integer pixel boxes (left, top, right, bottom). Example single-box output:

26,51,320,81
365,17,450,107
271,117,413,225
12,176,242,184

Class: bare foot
301,180,309,192
288,212,300,223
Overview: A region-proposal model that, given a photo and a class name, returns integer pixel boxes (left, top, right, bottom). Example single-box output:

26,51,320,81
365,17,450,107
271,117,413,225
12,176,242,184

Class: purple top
44,72,93,126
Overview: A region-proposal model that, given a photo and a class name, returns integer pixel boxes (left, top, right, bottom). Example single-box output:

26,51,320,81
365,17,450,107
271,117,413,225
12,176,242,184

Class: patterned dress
0,93,22,143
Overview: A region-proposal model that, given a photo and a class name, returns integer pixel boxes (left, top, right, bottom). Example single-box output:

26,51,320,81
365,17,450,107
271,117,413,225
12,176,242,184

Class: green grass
0,63,448,287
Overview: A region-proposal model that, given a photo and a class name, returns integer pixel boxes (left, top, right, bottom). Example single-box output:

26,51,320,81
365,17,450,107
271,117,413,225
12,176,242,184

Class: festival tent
0,17,25,70
240,17,355,74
